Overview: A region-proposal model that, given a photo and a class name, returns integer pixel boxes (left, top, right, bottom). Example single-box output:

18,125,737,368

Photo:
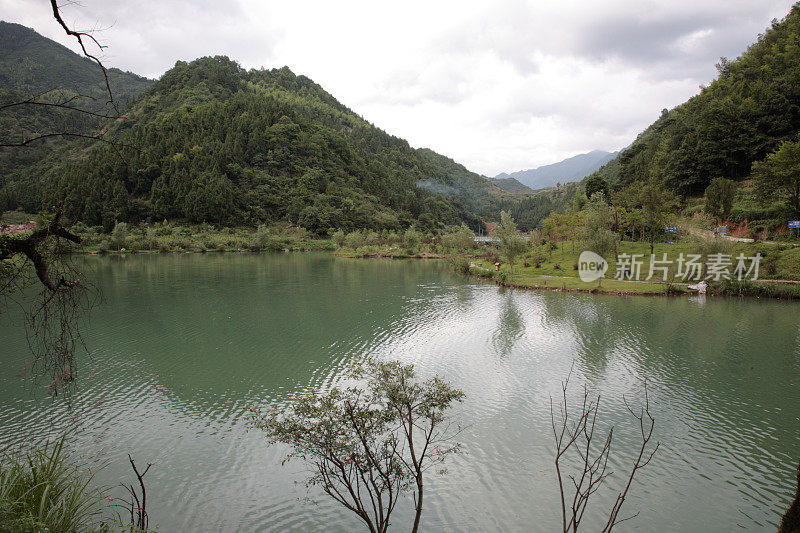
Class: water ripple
0,255,797,531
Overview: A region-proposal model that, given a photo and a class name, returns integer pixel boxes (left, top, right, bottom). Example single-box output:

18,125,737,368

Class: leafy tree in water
248,359,464,533
704,178,736,223
753,135,800,219
496,211,528,277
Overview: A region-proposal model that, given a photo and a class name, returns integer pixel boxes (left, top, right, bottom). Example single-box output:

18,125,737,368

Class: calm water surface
0,253,798,531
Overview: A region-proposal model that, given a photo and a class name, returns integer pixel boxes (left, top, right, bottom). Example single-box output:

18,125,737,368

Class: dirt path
679,224,800,282
683,223,800,246
684,225,755,243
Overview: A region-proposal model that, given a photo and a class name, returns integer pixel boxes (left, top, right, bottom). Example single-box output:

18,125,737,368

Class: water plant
0,434,108,532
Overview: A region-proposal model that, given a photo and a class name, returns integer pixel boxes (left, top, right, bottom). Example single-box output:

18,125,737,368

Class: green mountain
488,177,534,194
0,21,151,98
503,183,579,232
587,3,800,197
1,26,502,232
0,21,152,192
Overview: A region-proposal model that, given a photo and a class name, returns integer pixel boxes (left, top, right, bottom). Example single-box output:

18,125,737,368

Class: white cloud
1,0,795,175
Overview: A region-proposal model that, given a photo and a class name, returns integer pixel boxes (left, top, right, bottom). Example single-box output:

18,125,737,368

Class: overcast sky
1,0,795,176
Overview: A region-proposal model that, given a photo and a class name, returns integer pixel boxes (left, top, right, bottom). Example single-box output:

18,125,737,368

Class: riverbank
8,214,800,299
468,267,682,296
464,265,800,299
90,237,800,300
71,222,336,253
456,239,800,299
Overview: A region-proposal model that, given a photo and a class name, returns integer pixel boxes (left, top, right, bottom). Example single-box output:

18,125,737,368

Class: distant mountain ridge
487,177,534,194
495,150,619,190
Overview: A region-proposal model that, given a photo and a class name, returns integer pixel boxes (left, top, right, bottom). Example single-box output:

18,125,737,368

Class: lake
0,253,798,531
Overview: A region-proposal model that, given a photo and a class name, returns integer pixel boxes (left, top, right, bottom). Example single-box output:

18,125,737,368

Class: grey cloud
569,10,779,81
573,14,717,64
434,1,794,82
22,0,283,78
434,3,542,76
366,56,474,106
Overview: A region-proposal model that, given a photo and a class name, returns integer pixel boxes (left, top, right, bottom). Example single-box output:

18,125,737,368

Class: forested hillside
10,2,800,237
488,177,534,194
0,21,150,98
0,22,152,185
504,183,579,231
1,46,504,232
588,4,800,197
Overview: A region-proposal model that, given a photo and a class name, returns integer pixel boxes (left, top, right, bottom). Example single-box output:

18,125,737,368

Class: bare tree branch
0,0,118,393
0,2,123,152
0,131,123,148
0,90,115,119
551,370,659,532
602,384,659,532
49,0,117,111
114,455,152,531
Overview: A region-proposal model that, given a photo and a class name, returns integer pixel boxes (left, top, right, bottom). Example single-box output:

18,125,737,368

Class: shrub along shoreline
451,243,800,300
6,215,800,300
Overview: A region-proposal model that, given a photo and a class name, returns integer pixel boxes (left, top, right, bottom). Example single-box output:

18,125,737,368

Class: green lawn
470,238,800,295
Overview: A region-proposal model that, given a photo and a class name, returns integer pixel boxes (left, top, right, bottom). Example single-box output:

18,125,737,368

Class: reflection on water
492,288,525,357
0,253,798,531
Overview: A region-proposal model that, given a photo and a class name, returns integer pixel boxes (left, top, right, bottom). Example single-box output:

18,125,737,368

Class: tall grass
0,434,108,532
710,279,800,300
690,235,734,256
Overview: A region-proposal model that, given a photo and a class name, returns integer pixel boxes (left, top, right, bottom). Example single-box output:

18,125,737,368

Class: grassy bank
453,237,800,298
6,211,800,299
707,279,800,300
452,255,679,296
73,223,800,298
